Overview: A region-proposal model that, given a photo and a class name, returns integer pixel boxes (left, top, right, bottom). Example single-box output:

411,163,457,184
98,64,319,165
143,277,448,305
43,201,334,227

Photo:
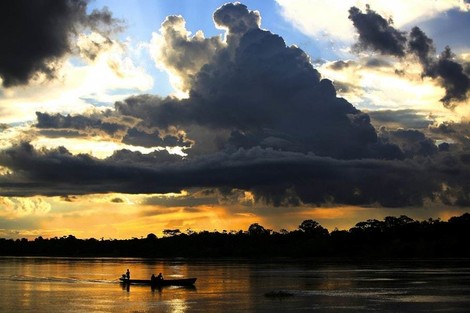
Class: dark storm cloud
1,142,470,207
0,0,122,87
0,144,456,206
432,47,470,106
0,142,182,196
348,5,407,57
36,112,126,137
349,6,470,106
408,27,470,106
36,111,192,148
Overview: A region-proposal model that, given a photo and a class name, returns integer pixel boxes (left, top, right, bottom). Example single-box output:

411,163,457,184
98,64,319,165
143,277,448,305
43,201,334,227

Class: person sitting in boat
121,274,127,280
157,273,163,281
126,269,130,279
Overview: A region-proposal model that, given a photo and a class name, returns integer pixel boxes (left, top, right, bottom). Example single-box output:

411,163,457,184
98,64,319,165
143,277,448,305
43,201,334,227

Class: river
0,257,469,312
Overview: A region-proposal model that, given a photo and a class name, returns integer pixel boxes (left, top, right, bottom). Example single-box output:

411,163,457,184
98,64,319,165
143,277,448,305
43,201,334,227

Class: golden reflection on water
2,258,470,313
20,282,32,309
168,299,188,313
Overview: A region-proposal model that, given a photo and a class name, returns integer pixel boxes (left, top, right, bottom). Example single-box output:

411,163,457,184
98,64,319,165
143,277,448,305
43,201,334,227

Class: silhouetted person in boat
151,274,156,283
157,273,163,281
126,269,130,280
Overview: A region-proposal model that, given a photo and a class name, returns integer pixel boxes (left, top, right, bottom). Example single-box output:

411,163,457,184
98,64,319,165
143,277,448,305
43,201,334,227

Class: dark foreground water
0,257,469,312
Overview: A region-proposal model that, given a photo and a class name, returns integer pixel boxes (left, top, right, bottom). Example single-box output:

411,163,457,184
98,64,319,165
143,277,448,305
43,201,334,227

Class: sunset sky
1,0,470,239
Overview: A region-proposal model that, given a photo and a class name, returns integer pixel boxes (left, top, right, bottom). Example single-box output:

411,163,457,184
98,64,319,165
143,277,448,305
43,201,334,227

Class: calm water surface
0,257,469,312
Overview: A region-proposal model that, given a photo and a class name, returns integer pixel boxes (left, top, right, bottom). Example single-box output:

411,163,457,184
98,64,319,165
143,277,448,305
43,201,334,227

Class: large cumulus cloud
0,0,122,87
134,3,380,159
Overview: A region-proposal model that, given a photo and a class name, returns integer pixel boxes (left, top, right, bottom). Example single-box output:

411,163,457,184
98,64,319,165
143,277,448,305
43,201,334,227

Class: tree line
1,213,469,258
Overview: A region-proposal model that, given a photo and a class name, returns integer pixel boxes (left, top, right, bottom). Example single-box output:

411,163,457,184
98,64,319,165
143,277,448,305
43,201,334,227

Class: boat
119,277,197,287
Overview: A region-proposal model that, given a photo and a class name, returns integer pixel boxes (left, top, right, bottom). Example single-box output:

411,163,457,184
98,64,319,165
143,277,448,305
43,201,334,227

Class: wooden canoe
119,277,197,287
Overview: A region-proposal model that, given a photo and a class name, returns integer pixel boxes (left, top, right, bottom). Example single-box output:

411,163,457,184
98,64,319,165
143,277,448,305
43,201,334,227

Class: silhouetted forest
1,213,469,258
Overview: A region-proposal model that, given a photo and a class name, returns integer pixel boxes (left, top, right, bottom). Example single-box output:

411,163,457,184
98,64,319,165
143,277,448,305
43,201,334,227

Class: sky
1,0,470,240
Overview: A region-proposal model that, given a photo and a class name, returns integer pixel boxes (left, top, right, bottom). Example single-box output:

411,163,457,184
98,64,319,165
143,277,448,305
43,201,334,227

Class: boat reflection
151,285,197,292
120,283,197,293
121,283,129,292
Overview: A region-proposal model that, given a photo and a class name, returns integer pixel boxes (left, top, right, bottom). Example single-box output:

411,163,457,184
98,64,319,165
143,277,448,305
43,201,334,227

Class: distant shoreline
1,255,469,262
1,213,469,259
